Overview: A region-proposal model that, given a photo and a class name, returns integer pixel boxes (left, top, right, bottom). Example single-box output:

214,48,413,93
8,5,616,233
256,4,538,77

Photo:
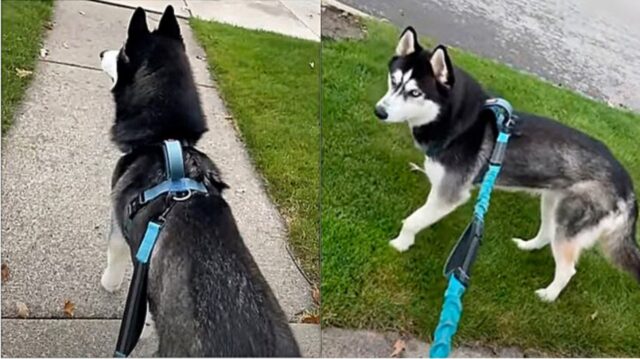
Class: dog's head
100,6,207,151
375,27,455,127
100,5,184,90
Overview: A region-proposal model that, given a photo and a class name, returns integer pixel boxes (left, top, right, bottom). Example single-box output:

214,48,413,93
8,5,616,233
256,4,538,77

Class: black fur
385,26,640,286
106,6,300,356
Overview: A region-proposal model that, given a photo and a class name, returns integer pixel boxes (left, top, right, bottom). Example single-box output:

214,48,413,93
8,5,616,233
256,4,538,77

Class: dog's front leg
390,188,469,252
101,213,129,292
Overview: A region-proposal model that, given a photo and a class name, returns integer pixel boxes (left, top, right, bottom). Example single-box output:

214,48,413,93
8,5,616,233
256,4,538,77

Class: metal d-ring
172,190,192,202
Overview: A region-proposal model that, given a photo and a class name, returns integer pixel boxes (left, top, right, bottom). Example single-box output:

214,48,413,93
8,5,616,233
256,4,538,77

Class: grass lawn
1,0,53,134
191,20,320,282
322,20,640,356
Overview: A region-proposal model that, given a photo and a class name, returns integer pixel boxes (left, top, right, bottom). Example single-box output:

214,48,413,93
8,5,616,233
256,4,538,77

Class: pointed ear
128,7,149,40
395,26,420,56
430,45,454,86
158,5,181,40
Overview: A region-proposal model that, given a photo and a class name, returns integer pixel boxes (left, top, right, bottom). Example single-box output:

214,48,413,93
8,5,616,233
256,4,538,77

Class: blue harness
429,98,518,358
114,140,208,357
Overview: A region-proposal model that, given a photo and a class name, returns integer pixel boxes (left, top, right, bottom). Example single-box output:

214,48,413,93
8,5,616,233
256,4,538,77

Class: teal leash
429,98,518,358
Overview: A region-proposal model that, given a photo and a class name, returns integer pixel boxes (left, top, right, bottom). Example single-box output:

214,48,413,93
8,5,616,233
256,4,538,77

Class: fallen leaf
1,263,9,283
390,338,406,358
16,302,29,318
299,313,319,324
311,286,320,306
15,68,33,78
40,48,49,58
63,299,75,318
590,311,598,320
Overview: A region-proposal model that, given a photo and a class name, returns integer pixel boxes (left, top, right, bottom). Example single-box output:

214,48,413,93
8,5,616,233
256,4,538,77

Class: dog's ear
128,7,149,41
158,5,182,40
430,45,454,87
396,26,420,56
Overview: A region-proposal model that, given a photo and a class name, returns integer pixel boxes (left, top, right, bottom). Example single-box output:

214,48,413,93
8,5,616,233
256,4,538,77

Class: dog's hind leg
390,187,470,252
101,212,129,292
535,189,607,302
513,191,558,251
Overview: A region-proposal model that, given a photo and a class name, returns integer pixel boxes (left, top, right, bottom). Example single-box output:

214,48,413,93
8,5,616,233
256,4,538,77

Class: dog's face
100,5,184,91
375,27,455,127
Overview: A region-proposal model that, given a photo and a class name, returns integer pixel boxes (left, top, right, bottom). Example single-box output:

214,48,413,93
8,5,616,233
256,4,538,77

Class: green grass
191,20,320,282
322,20,640,356
1,0,53,134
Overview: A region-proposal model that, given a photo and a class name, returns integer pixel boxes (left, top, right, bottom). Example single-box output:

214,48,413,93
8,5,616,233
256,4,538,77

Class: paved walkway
1,0,318,356
102,0,320,41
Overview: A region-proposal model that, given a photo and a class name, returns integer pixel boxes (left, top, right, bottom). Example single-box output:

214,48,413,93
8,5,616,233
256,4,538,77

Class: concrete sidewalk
101,0,320,41
1,0,318,356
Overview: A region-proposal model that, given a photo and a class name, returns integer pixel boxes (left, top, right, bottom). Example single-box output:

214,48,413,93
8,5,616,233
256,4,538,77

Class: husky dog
375,27,640,302
99,6,300,356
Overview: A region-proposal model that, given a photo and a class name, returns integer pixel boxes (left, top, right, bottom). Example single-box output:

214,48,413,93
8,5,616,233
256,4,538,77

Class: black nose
374,106,388,120
99,50,106,59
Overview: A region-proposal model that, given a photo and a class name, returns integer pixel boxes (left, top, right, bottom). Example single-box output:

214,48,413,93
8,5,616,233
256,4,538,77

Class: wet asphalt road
340,0,640,112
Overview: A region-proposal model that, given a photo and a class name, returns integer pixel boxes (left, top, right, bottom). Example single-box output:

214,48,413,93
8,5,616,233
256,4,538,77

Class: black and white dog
99,6,300,356
375,27,640,302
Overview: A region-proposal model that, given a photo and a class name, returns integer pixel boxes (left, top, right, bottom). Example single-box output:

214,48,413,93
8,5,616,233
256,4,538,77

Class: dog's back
103,6,300,356
147,162,299,356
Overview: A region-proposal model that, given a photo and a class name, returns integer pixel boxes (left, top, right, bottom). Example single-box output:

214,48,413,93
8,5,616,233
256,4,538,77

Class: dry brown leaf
63,299,75,318
15,68,33,78
390,338,406,358
299,313,319,324
311,286,320,306
1,263,9,283
16,302,29,318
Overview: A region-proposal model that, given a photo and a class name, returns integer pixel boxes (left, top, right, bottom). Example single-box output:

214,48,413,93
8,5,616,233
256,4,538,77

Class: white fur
430,48,449,84
100,50,119,89
390,157,470,251
376,72,441,126
395,30,415,56
512,191,558,250
100,215,129,292
512,191,628,302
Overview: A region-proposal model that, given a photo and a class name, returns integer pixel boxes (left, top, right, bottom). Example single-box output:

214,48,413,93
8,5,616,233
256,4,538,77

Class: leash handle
429,275,466,358
114,263,148,357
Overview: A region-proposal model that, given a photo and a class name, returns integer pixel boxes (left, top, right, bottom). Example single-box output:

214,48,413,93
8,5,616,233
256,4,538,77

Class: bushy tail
603,198,640,283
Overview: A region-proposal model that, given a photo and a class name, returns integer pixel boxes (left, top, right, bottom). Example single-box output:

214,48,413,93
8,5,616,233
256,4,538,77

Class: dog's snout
374,106,388,120
100,50,106,59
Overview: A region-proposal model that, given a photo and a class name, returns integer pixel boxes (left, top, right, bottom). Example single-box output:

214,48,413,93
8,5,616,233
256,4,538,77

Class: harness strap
125,140,208,221
114,140,207,358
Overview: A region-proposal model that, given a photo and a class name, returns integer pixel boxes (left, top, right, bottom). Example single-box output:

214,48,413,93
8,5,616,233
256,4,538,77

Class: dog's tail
602,197,640,283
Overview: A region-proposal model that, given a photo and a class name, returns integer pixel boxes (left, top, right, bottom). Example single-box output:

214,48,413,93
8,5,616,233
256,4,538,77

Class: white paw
512,237,539,251
535,288,558,302
101,270,123,293
389,235,414,252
